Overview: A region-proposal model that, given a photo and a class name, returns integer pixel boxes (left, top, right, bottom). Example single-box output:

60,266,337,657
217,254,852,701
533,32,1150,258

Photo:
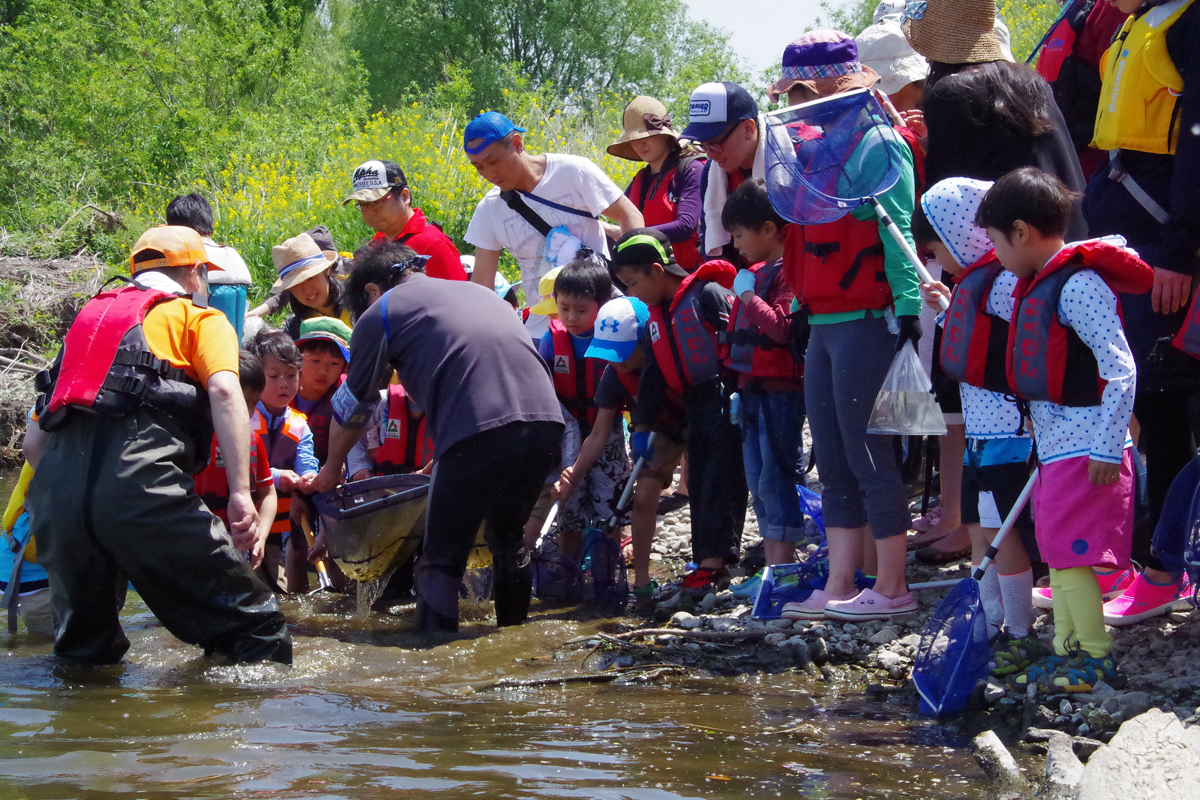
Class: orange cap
129,226,219,274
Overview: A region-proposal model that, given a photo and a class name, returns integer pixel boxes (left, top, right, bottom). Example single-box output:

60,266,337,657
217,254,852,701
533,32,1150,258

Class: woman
264,231,354,340
608,96,704,273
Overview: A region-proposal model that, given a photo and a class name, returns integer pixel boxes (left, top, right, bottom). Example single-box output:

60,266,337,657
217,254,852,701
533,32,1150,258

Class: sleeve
252,433,273,490
187,308,241,385
986,270,1020,322
345,399,385,476
652,159,704,243
699,282,733,331
594,366,626,411
421,233,467,281
573,156,625,216
537,331,556,368
851,140,921,318
696,161,712,255
560,403,582,467
739,269,794,344
332,306,393,429
292,422,319,477
1161,7,1200,275
632,333,666,428
263,292,288,314
463,196,503,252
1059,272,1137,463
365,395,386,450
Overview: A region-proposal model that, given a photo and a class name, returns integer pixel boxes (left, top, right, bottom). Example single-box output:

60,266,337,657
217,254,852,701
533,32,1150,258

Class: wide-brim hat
903,0,1008,65
129,225,219,274
271,232,331,294
768,30,880,103
608,96,679,161
855,20,930,95
528,266,565,315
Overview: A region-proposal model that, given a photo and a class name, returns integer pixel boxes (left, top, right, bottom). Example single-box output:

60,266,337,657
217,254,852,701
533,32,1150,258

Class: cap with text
680,81,758,143
342,160,407,205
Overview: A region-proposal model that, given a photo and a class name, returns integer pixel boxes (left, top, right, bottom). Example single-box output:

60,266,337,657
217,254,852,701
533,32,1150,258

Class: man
166,192,253,340
462,111,644,338
312,239,564,632
24,226,291,665
342,159,466,281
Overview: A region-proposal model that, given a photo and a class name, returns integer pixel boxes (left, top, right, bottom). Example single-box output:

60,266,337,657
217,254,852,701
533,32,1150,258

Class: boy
719,179,805,568
0,461,51,637
913,177,1041,677
291,317,351,466
612,227,746,598
346,382,436,478
538,251,632,561
246,328,318,593
195,350,278,574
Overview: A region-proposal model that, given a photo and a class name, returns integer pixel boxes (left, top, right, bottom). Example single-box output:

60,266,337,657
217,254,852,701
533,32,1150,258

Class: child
246,328,319,593
0,461,52,637
612,227,745,598
719,178,805,567
195,349,278,574
538,251,632,560
291,317,351,466
977,167,1152,692
346,382,436,478
914,177,1041,676
569,296,687,606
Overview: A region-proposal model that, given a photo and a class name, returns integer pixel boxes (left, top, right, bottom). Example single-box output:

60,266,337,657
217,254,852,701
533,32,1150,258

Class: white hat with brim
855,21,930,95
271,232,331,294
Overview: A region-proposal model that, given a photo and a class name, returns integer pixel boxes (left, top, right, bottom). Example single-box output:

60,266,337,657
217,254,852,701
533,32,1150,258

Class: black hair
247,327,302,369
553,249,611,305
911,202,939,248
238,349,265,395
165,193,215,237
298,338,346,361
503,287,519,308
923,61,1057,138
286,268,346,321
721,177,787,232
345,239,424,320
975,167,1079,238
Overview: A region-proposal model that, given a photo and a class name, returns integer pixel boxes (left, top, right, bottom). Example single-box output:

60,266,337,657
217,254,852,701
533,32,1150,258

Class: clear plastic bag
866,341,947,436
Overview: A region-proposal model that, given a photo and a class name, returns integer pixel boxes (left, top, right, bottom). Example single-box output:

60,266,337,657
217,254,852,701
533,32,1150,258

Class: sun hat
902,0,1009,65
463,112,527,155
342,160,407,206
855,20,930,95
129,226,219,274
613,228,688,278
528,266,565,315
768,30,880,103
608,96,679,161
873,0,907,23
305,225,339,262
585,297,650,363
294,316,352,363
680,82,759,143
271,232,332,294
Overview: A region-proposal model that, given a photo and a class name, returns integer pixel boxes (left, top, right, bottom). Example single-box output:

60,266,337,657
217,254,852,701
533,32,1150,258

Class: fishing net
751,560,829,619
531,552,584,604
912,579,991,716
579,527,628,610
763,88,907,226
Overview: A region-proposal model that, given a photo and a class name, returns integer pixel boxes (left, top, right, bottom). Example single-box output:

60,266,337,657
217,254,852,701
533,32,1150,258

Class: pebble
842,623,859,634
869,627,900,645
698,593,718,613
710,617,738,633
764,632,787,646
672,612,702,630
898,633,921,648
766,619,792,630
1060,700,1073,716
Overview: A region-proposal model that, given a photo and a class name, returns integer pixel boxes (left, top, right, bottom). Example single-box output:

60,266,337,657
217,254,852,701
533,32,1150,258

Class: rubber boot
415,596,459,632
493,559,533,627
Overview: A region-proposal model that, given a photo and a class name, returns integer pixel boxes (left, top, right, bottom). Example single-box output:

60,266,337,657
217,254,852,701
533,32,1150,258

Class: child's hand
1088,458,1120,486
276,470,302,492
920,280,950,311
295,473,319,494
420,460,434,476
553,468,576,501
901,109,927,143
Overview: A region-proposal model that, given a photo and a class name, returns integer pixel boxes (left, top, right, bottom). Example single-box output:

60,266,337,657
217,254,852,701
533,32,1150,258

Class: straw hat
608,96,679,161
902,0,1008,65
768,30,880,103
271,232,331,293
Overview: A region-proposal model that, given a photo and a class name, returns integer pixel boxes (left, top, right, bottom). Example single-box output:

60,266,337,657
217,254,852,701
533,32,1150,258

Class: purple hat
463,112,527,155
768,29,880,103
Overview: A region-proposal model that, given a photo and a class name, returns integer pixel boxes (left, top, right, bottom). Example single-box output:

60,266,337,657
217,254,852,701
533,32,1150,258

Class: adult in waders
312,239,564,632
24,226,291,664
1082,0,1200,625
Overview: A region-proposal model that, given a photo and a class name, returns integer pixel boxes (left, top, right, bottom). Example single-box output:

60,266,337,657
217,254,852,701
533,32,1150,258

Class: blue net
579,527,629,610
751,560,829,619
763,88,907,225
912,579,991,716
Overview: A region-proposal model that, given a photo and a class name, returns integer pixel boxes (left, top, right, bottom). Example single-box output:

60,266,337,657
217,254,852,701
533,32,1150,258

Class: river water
0,468,992,799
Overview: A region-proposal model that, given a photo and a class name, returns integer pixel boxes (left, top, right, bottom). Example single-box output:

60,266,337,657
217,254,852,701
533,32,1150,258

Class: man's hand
227,489,261,565
308,529,329,562
1152,267,1192,314
420,460,434,476
312,463,343,494
896,315,922,352
1088,458,1120,486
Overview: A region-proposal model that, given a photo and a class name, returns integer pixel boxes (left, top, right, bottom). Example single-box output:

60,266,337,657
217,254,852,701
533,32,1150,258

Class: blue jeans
741,388,806,542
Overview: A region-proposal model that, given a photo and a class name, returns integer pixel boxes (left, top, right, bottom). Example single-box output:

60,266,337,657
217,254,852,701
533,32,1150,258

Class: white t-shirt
464,153,623,338
203,238,253,286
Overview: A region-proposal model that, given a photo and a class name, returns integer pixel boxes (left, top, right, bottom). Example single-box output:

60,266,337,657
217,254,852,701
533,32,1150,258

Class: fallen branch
52,204,122,239
571,627,780,643
475,664,688,692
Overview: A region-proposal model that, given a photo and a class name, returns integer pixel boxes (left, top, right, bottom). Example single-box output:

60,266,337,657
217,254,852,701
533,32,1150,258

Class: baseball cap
528,266,564,315
294,317,352,363
680,82,758,143
586,297,649,363
613,228,688,278
129,226,219,274
342,160,407,205
463,112,526,155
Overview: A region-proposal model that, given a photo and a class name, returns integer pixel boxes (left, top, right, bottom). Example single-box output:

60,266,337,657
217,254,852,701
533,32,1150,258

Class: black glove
896,314,922,352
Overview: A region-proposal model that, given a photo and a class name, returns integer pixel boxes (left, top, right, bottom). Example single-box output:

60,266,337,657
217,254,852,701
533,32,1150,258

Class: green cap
295,317,352,362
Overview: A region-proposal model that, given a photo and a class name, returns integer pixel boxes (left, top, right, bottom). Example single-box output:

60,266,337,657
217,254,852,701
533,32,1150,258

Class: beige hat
855,20,930,95
903,0,1008,65
607,96,679,161
271,232,331,293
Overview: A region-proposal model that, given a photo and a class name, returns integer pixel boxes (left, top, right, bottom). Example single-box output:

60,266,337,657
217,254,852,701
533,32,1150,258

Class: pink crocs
1032,568,1134,610
1102,572,1192,626
781,589,855,621
824,588,918,621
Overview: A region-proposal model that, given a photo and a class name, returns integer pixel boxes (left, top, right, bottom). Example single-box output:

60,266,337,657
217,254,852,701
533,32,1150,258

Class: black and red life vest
253,405,307,534
1007,240,1153,406
785,213,892,316
195,434,266,528
628,155,703,272
613,365,686,433
721,259,799,379
939,253,1011,393
35,281,211,470
548,318,608,429
374,384,434,474
647,260,737,395
292,375,343,465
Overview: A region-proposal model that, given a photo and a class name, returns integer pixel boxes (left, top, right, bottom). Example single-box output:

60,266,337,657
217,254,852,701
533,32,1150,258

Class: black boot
415,597,458,632
493,559,533,627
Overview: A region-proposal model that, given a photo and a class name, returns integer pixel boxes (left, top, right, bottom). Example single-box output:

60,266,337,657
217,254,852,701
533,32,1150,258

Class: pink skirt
1033,450,1134,570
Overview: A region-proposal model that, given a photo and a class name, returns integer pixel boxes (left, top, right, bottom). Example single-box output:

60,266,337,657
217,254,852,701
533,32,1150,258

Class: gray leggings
805,313,911,539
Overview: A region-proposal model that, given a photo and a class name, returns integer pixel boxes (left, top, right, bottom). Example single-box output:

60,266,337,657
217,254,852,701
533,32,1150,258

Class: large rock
970,730,1028,798
1101,691,1151,722
1038,732,1083,800
1076,708,1200,798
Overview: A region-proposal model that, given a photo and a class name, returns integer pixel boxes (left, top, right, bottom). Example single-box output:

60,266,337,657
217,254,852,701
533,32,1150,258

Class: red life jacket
35,281,211,471
253,406,307,534
292,375,343,465
1007,239,1153,406
647,260,737,395
613,365,686,432
548,319,608,429
894,124,926,198
939,253,1011,393
374,384,434,474
195,434,266,528
787,213,892,315
1172,291,1200,359
628,156,703,272
721,259,799,379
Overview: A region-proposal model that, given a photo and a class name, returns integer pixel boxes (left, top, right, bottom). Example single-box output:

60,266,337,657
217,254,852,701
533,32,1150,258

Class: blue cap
585,297,650,363
463,112,527,155
680,81,758,143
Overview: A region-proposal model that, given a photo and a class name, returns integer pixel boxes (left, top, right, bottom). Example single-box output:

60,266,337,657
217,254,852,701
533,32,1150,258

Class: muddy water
0,469,990,799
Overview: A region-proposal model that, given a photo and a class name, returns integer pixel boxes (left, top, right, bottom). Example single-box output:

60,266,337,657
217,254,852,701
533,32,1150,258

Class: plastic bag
866,342,947,436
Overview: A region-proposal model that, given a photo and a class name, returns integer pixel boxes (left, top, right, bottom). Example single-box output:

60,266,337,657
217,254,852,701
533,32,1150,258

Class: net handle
869,197,950,312
973,467,1039,581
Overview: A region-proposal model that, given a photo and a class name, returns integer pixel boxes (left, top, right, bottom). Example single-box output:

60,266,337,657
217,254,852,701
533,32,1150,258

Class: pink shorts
1033,450,1134,570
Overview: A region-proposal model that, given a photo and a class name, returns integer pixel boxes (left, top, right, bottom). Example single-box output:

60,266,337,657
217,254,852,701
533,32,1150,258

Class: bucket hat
129,226,219,274
608,96,679,161
902,0,1008,65
768,30,880,103
271,232,331,294
855,20,930,95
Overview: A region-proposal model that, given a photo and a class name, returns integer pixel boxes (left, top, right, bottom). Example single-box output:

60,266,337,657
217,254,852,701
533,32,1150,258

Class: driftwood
565,627,778,645
473,664,688,692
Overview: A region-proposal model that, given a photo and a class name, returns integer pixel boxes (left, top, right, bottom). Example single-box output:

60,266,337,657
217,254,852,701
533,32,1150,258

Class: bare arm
248,483,277,568
554,407,617,500
208,369,257,539
602,194,645,236
471,248,501,290
313,420,363,493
